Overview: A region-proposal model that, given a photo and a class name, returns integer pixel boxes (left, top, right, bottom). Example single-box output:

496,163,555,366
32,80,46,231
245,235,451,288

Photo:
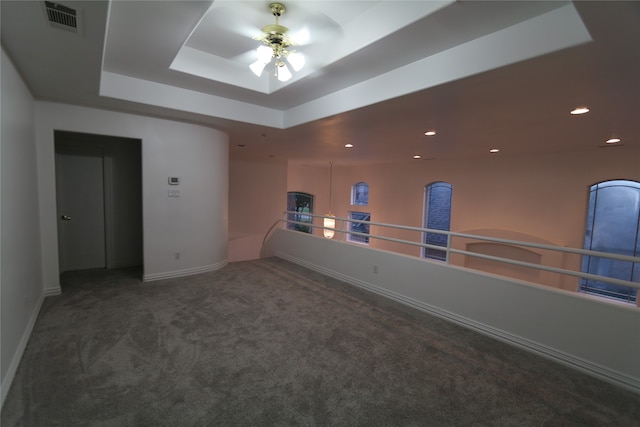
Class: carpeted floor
2,257,639,426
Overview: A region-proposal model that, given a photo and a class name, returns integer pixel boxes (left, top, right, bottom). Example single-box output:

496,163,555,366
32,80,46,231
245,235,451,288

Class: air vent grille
44,1,77,31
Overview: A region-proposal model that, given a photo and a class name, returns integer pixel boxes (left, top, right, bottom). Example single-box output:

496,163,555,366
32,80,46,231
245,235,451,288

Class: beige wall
228,157,287,261
285,148,640,290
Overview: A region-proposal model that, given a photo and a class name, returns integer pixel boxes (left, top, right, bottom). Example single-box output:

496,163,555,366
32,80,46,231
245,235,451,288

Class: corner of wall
0,294,45,408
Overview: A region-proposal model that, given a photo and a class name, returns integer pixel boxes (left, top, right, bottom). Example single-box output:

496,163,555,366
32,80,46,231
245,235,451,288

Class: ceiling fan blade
229,50,260,66
278,2,344,46
186,3,267,59
189,1,346,61
289,24,343,47
203,3,266,39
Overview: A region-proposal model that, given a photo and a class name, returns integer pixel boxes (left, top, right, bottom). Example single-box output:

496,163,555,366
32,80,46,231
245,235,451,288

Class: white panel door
56,144,106,272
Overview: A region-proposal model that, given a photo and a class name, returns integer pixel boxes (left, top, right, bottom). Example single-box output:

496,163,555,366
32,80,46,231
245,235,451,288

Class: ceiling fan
249,2,305,82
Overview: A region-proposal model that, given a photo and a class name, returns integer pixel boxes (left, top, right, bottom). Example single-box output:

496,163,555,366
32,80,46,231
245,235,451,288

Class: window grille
351,182,369,206
423,182,452,260
348,211,370,244
286,192,314,234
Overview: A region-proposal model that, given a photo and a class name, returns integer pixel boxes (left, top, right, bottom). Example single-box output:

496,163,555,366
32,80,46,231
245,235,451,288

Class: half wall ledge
263,227,640,394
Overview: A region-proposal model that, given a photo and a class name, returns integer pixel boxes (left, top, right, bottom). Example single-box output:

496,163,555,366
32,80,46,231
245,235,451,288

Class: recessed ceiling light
344,143,353,148
570,107,589,115
424,131,436,136
413,155,421,159
237,144,246,147
489,148,500,153
606,138,621,144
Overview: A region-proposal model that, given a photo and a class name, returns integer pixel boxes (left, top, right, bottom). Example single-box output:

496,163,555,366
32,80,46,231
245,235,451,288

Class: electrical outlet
175,252,180,260
373,264,378,274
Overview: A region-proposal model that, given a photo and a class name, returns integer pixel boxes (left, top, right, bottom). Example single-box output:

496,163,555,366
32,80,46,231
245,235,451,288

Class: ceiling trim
284,3,592,128
170,45,268,93
99,71,284,127
99,3,591,130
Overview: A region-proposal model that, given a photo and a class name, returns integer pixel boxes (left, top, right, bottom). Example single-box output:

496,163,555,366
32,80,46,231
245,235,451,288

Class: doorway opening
54,131,142,276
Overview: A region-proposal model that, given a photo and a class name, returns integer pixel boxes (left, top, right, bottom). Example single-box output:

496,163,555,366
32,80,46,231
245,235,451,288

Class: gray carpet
2,257,639,426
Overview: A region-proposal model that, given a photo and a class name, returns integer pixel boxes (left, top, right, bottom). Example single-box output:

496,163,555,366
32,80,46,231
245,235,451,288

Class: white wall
1,49,44,404
264,228,640,393
35,102,229,285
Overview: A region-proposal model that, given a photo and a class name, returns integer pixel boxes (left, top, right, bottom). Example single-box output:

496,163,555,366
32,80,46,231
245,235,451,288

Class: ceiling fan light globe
287,52,305,71
256,45,274,63
277,63,292,82
250,60,267,76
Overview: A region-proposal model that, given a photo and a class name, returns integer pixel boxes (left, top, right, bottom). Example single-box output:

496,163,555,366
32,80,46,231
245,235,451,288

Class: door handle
61,215,72,221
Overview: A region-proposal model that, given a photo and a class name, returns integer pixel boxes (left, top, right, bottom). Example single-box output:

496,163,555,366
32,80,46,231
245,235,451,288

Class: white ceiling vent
43,1,80,33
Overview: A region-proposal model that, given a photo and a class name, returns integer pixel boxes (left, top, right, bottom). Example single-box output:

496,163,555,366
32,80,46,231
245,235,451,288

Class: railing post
445,233,452,264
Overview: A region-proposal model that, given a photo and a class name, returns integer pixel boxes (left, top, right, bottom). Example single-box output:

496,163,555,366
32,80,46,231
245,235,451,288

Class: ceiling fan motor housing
269,3,285,17
261,3,292,56
262,24,289,43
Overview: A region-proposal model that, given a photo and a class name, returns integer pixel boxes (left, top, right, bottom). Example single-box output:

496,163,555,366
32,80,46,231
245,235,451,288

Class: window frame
286,192,314,234
347,211,371,245
351,182,369,206
579,180,639,304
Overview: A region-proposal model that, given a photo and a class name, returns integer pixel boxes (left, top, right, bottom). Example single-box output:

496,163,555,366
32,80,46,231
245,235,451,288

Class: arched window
287,192,314,234
423,182,453,261
580,180,639,303
351,182,369,206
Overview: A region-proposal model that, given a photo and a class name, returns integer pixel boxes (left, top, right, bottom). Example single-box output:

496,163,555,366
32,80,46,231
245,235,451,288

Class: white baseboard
143,259,228,282
43,286,61,296
0,293,45,408
277,252,640,395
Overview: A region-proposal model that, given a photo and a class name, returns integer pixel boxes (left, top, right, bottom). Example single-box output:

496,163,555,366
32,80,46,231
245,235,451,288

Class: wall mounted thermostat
168,176,180,185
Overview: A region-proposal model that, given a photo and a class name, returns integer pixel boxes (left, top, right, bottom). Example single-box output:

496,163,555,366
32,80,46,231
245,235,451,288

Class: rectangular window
348,211,370,244
287,192,314,234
